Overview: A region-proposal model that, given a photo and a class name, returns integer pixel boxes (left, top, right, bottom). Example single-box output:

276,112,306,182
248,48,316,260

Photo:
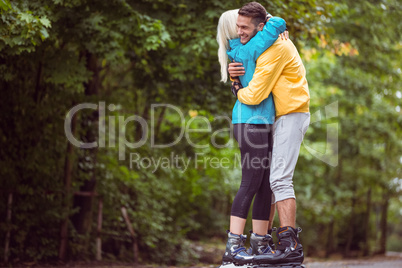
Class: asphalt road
306,260,402,268
305,253,402,268
215,253,402,268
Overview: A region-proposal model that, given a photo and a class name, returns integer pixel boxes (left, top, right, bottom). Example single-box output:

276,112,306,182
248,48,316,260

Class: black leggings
231,124,273,221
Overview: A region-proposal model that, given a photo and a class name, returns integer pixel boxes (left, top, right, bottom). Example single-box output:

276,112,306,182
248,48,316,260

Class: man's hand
228,62,245,78
279,30,289,40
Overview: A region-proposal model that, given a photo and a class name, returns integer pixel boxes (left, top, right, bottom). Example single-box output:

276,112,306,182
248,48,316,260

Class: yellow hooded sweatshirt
237,38,310,118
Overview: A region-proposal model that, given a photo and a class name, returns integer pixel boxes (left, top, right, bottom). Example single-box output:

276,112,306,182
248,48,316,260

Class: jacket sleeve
237,44,286,105
238,17,286,61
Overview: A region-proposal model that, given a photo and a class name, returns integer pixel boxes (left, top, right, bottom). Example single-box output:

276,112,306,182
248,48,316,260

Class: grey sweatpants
270,112,310,203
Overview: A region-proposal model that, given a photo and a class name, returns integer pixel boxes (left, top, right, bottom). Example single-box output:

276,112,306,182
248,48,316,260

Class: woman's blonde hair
217,9,239,83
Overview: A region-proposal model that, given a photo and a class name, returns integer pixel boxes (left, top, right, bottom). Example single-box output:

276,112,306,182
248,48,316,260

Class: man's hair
238,2,267,26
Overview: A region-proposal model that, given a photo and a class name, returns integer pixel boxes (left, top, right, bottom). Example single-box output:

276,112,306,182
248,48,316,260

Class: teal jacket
227,17,286,124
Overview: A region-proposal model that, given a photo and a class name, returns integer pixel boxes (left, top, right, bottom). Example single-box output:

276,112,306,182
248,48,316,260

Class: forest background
0,0,401,266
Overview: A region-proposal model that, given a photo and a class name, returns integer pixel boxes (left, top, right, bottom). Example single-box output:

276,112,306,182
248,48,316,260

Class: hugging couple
216,2,310,267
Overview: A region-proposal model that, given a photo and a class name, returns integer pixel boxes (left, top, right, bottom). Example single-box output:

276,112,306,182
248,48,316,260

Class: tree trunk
121,207,139,263
136,104,149,141
4,192,13,263
362,188,371,256
34,59,43,103
326,161,341,258
96,198,103,261
155,106,166,138
59,111,77,261
345,183,357,256
71,52,101,255
325,218,335,258
378,192,389,255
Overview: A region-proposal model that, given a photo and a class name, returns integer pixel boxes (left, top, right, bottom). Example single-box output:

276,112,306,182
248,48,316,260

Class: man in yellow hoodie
228,18,310,265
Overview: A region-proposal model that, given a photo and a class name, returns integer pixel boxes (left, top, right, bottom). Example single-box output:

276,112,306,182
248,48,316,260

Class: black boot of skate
250,232,275,256
267,228,277,250
256,226,304,266
222,231,254,266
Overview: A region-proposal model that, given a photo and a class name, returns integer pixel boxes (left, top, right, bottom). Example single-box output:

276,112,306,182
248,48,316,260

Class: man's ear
258,22,264,31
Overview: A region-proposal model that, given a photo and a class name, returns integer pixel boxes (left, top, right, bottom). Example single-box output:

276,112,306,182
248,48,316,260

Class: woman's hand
231,79,243,98
231,77,240,85
279,30,289,40
266,13,273,22
228,62,245,77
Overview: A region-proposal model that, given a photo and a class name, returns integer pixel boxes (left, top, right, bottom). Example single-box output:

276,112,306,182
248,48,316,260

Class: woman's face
236,15,263,44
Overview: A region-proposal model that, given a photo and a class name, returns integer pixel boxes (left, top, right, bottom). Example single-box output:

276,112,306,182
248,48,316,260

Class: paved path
211,256,402,268
305,254,402,268
306,260,402,268
13,253,401,267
